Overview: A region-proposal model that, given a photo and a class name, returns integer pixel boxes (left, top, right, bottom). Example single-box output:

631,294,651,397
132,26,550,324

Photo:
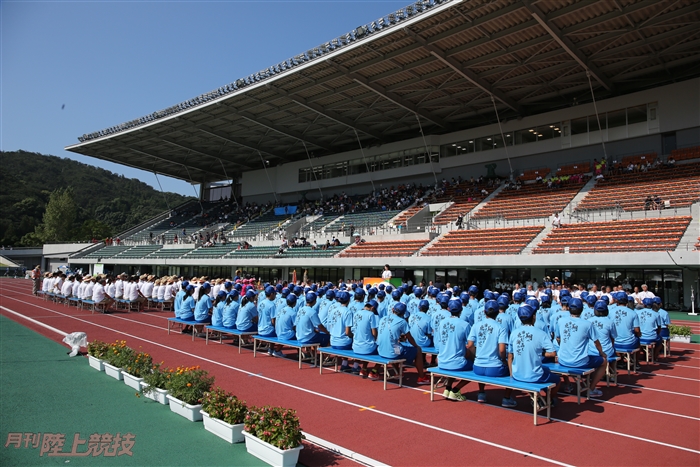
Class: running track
2,279,699,467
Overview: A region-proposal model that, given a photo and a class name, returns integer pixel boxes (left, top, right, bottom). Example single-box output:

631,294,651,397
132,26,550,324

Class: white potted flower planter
88,355,104,371
141,384,169,405
201,411,245,443
166,395,203,421
670,335,691,343
242,431,303,467
122,371,144,391
103,363,123,380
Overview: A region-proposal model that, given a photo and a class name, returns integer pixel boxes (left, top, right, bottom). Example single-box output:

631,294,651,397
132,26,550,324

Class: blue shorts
258,330,276,338
660,328,670,339
532,367,560,384
581,356,604,368
615,338,640,352
352,347,378,356
332,344,352,350
299,333,330,346
398,343,418,366
237,324,257,332
195,317,212,324
641,336,661,345
474,364,508,377
441,360,473,372
180,316,196,322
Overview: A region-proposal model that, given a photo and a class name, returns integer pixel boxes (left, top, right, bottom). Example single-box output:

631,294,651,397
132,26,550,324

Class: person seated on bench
436,299,473,400
467,299,515,407
211,290,227,328
174,280,189,319
352,299,380,377
653,297,670,340
409,300,433,369
179,285,197,334
612,293,641,369
549,294,571,344
296,291,330,347
495,295,514,338
92,276,115,311
258,286,278,348
431,294,452,355
319,289,336,326
556,298,607,398
378,302,429,385
589,300,616,370
193,282,213,336
637,298,662,361
272,293,299,358
235,289,258,333
327,291,354,372
508,304,560,405
222,290,240,329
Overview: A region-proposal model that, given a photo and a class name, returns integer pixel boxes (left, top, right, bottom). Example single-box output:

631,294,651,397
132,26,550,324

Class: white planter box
88,355,104,371
242,431,302,467
670,336,691,343
104,363,123,380
201,411,245,443
166,395,203,421
141,384,169,405
122,371,144,391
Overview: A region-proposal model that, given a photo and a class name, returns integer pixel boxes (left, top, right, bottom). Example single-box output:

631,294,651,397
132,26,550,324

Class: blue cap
338,291,351,304
368,287,378,296
560,289,571,298
600,295,610,304
311,284,318,291
580,291,589,300
468,285,479,295
326,289,335,299
561,297,570,306
265,286,275,296
377,290,386,298
386,285,393,293
438,295,450,306
525,297,539,311
393,302,407,315
429,288,439,297
181,280,190,289
594,300,608,313
366,299,378,310
378,284,385,290
484,291,495,301
275,283,283,292
281,287,290,297
201,282,211,290
287,293,297,306
652,297,662,305
627,294,635,303
235,283,243,291
414,287,423,297
391,290,402,301
585,294,597,306
351,283,357,290
460,292,469,303
354,288,365,298
448,299,462,313
294,286,303,296
540,294,551,303
245,290,256,300
306,292,317,303
544,288,552,296
513,291,525,302
484,300,498,314
617,293,628,304
452,286,461,296
217,290,227,298
497,296,509,308
419,300,429,312
228,290,239,299
224,281,232,289
518,304,536,321
185,285,195,294
643,298,653,307
569,298,583,312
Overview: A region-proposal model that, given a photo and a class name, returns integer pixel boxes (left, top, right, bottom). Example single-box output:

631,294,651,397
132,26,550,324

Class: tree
41,187,77,243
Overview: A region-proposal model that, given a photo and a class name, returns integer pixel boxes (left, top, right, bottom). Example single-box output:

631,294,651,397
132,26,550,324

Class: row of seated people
168,280,671,406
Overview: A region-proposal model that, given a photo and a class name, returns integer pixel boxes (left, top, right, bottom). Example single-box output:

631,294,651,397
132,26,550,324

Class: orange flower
187,383,192,387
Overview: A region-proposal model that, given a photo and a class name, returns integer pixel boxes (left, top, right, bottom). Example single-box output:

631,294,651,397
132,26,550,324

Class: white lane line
0,306,67,337
616,383,700,399
4,298,700,459
0,300,577,467
635,371,700,382
589,398,700,421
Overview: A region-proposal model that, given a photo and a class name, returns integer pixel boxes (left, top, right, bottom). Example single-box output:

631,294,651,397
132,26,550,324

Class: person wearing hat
431,295,453,354
81,275,95,301
637,298,662,361
509,304,560,405
192,282,213,336
235,289,258,333
179,285,197,334
221,290,240,329
652,297,671,340
467,299,515,406
352,299,380,377
319,289,336,327
92,276,115,311
409,299,432,357
588,300,617,373
273,293,299,357
296,291,330,347
114,273,126,300
174,280,189,319
377,302,429,385
31,265,42,295
327,291,355,372
556,297,607,398
211,290,227,328
258,286,278,340
611,293,641,369
436,299,473,400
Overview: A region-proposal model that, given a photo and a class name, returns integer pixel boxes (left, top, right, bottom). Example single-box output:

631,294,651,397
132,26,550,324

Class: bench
166,317,196,341
68,296,81,307
543,363,594,404
252,335,321,369
116,299,140,312
615,347,640,375
204,325,257,353
81,299,108,314
317,347,406,390
606,357,619,387
427,368,555,426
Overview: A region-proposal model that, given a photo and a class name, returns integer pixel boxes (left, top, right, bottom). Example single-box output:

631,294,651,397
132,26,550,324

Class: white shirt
637,290,655,302
141,281,154,299
115,279,124,298
83,282,94,300
73,281,81,297
163,284,175,300
381,270,392,280
92,283,106,302
106,282,116,297
42,278,52,292
126,282,139,300
61,281,73,297
53,278,63,294
157,285,165,300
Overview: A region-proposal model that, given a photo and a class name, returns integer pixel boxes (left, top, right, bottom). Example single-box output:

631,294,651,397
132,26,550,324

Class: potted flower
103,340,135,380
669,324,692,343
165,366,215,421
201,387,248,443
86,340,110,371
243,406,304,467
121,350,153,391
140,362,171,405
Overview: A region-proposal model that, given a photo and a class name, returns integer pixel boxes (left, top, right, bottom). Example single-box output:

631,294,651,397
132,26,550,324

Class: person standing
31,265,41,295
382,264,392,281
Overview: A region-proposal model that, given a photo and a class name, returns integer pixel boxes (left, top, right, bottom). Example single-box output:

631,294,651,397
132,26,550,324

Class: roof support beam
159,138,253,171
194,125,285,162
266,85,386,142
403,27,522,113
125,146,223,180
326,60,448,128
523,0,613,91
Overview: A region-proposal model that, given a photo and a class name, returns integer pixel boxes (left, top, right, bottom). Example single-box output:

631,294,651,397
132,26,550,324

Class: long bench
543,363,594,404
427,367,555,425
166,317,196,341
252,335,320,369
204,325,257,353
317,347,406,390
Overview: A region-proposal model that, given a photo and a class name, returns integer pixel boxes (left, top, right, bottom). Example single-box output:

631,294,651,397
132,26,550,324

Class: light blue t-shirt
613,307,640,347
174,289,185,318
657,308,670,328
319,300,336,327
211,301,225,327
588,316,616,358
468,319,508,368
430,308,452,351
437,317,471,370
377,313,411,359
235,302,258,331
275,305,297,340
581,306,595,321
636,308,662,340
408,310,432,348
257,298,277,336
473,306,486,325
557,316,599,367
222,300,239,328
352,309,378,355
550,310,571,338
180,295,195,320
194,295,212,321
295,305,322,343
495,312,513,340
376,299,389,320
460,301,475,325
510,325,555,382
327,305,353,347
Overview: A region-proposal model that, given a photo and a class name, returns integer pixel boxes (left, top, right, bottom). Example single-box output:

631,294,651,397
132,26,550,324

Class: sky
1,0,411,195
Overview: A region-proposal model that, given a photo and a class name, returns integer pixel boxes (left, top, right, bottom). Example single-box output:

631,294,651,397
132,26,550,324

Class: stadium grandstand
58,0,700,311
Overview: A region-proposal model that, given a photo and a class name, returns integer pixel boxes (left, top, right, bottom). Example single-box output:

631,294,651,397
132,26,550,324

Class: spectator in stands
644,196,653,210
666,156,676,167
552,213,561,228
653,195,663,210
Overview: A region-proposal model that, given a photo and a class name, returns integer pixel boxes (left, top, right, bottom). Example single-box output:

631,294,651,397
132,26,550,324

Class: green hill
0,150,194,246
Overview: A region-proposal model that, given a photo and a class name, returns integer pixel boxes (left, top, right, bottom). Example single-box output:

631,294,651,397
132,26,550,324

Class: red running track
2,279,699,467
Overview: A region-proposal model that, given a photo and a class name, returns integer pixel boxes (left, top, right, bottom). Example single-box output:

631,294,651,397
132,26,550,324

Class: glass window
476,136,494,151
571,117,588,135
607,109,626,128
536,125,557,141
516,129,537,145
628,105,647,125
588,114,606,132
492,134,504,149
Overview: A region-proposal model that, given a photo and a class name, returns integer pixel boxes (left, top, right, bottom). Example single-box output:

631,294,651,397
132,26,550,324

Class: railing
566,205,692,223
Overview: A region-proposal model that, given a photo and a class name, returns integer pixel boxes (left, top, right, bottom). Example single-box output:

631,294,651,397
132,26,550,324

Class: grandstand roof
65,0,700,184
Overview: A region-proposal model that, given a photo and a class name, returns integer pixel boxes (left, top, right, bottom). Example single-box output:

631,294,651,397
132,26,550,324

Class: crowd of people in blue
162,274,671,407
